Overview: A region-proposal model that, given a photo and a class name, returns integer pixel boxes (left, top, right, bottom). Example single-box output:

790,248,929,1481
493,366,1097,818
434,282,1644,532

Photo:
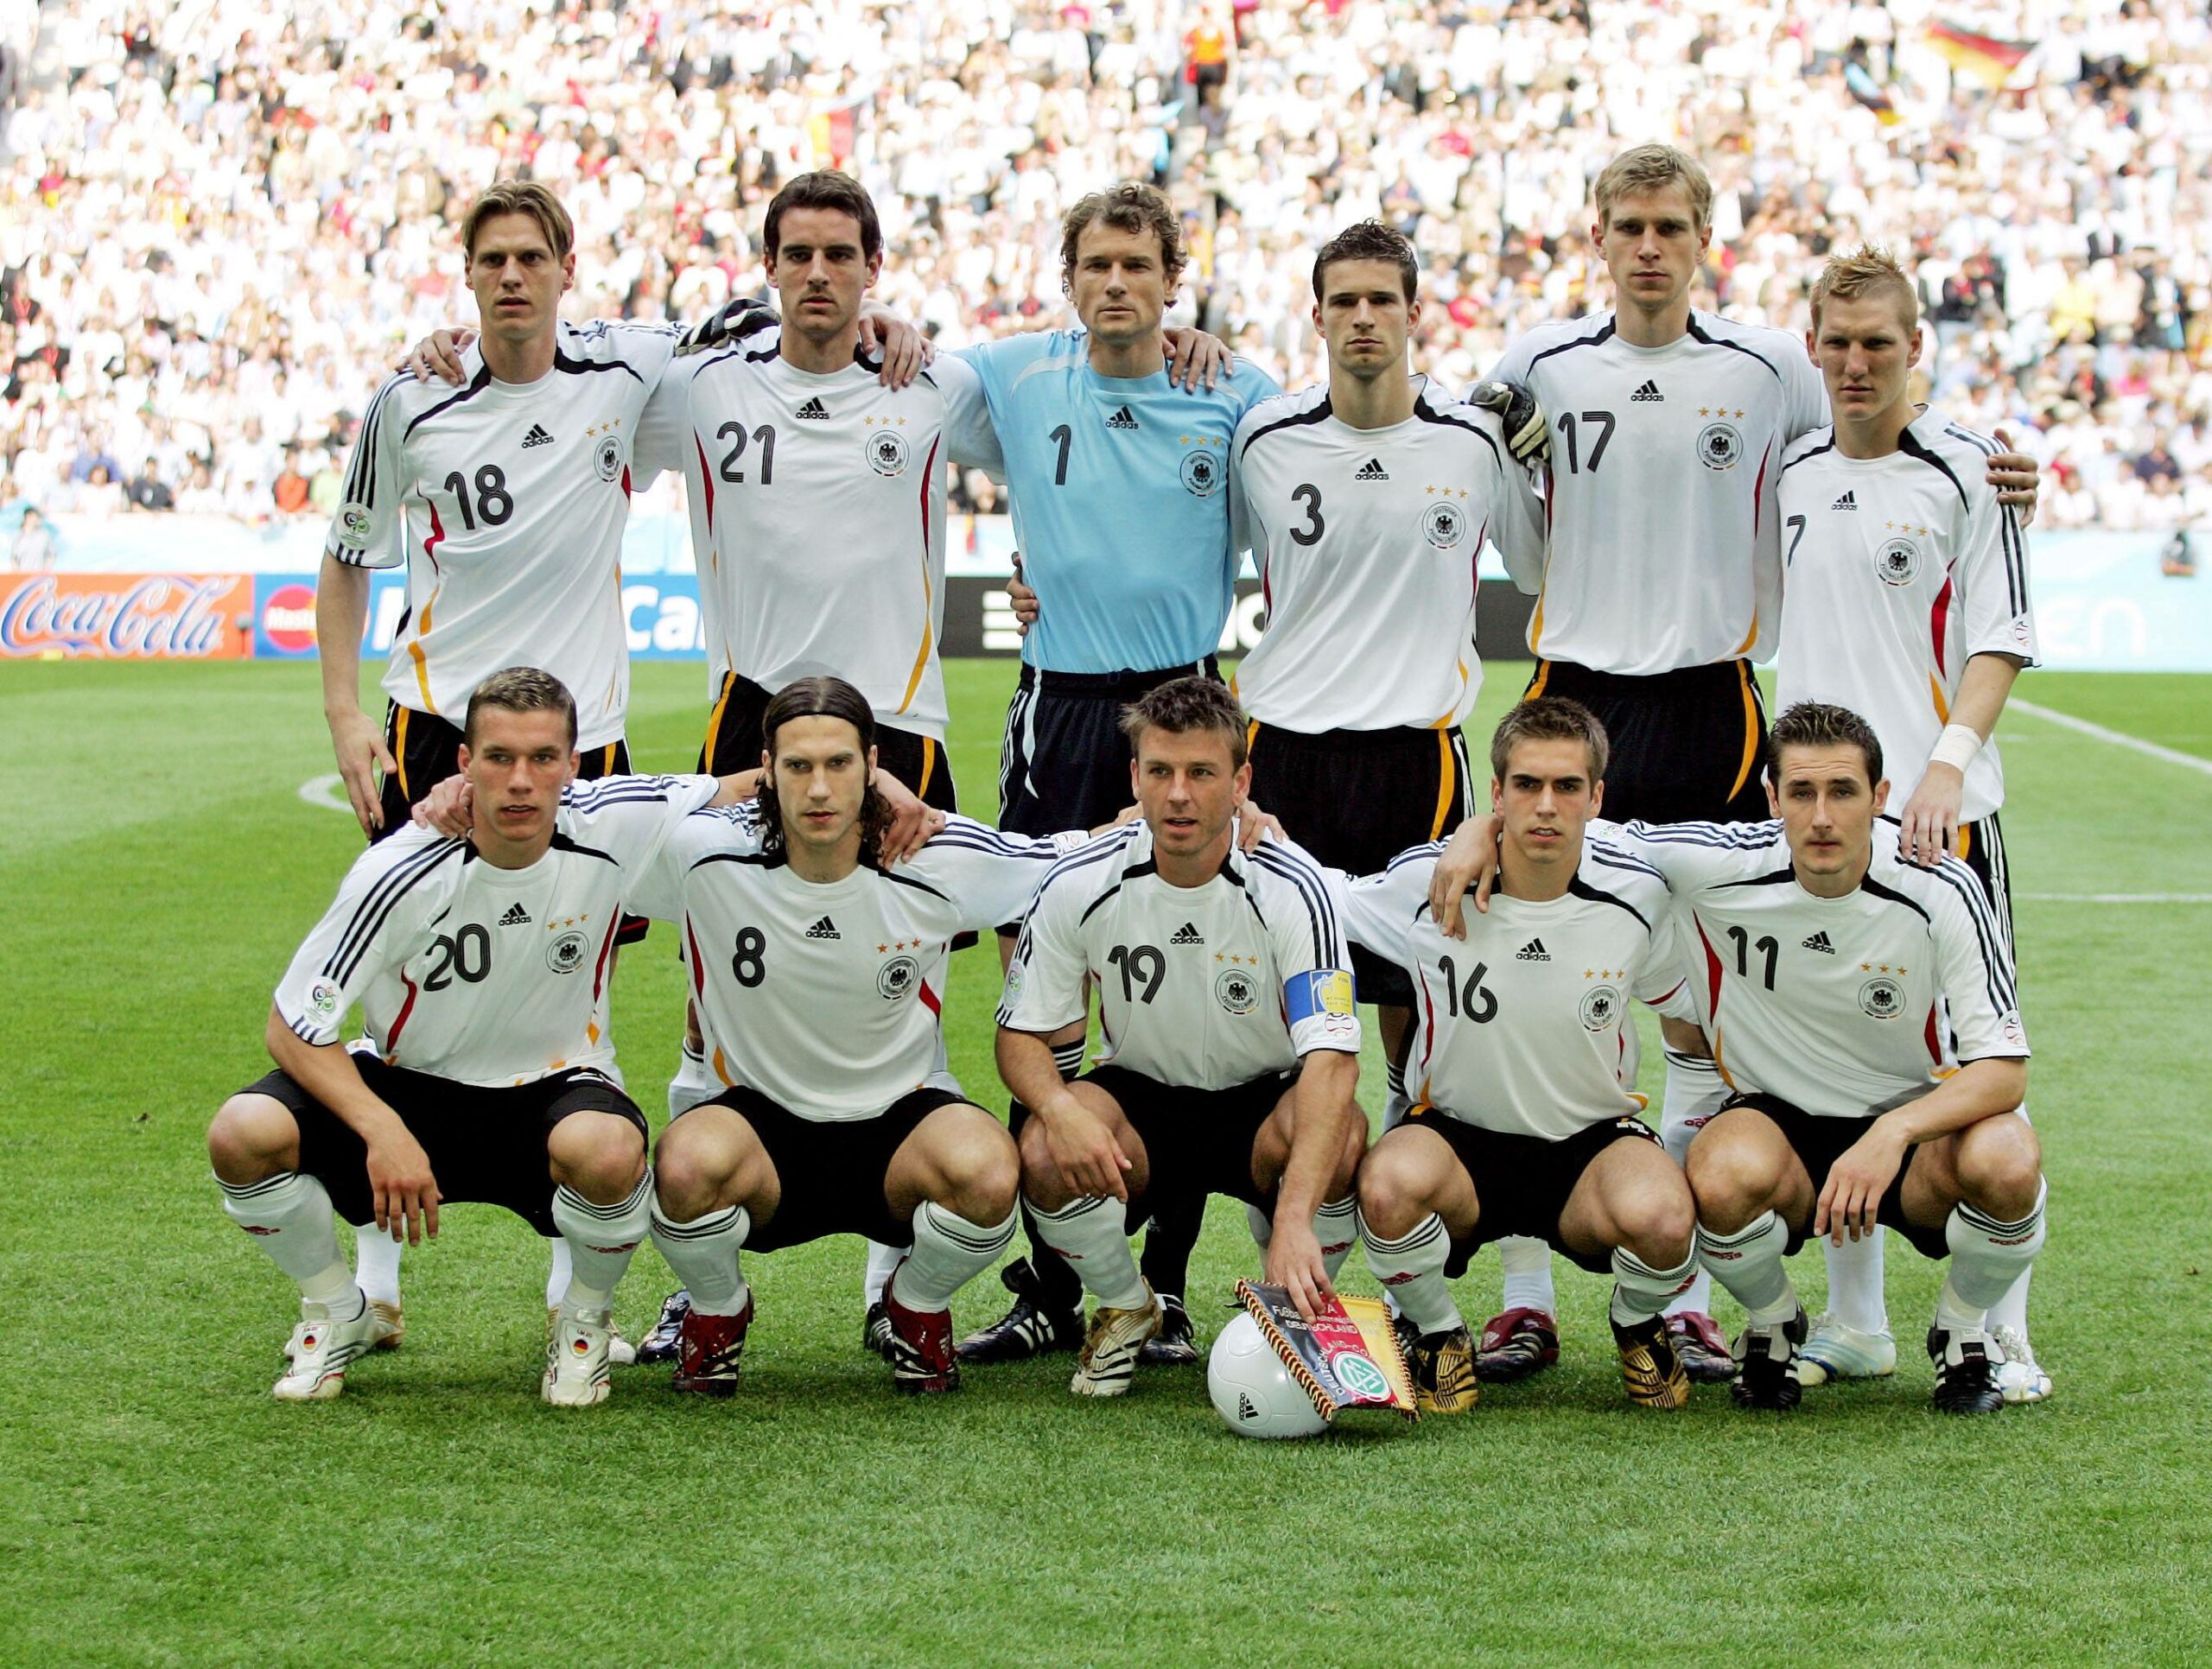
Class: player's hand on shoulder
327,706,397,836
1466,378,1549,468
1007,553,1038,635
1237,801,1287,851
404,327,474,385
1897,765,1965,868
1262,1217,1332,1322
1163,326,1231,392
410,773,473,838
675,295,765,358
873,768,946,865
857,302,931,389
1989,428,2040,526
366,1126,441,1246
1428,814,1503,936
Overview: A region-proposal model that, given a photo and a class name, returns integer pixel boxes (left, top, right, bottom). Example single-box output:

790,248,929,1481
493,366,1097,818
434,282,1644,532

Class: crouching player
635,678,1085,1397
996,677,1366,1397
1344,699,1702,1412
207,669,732,1404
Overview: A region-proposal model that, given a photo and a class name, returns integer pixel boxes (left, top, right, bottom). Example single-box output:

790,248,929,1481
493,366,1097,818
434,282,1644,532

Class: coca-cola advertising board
0,573,254,660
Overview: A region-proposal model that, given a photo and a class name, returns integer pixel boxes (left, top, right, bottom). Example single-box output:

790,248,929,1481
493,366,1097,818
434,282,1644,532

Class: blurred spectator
12,504,54,568
124,456,171,511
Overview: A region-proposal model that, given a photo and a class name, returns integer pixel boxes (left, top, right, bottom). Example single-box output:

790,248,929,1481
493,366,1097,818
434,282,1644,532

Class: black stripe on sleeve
1236,393,1333,461
1249,844,1344,965
324,839,467,987
1524,317,1616,373
554,348,645,384
1410,388,1505,470
1567,873,1650,931
1779,435,1836,476
403,363,495,441
1899,425,1971,509
1926,856,2019,1014
1685,315,1783,383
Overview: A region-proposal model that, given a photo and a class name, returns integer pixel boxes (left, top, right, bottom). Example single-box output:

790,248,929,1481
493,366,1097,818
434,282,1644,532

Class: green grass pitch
3,657,2208,1664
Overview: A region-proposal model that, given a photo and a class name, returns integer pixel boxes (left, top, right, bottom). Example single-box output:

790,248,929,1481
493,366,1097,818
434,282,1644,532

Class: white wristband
1929,723,1982,773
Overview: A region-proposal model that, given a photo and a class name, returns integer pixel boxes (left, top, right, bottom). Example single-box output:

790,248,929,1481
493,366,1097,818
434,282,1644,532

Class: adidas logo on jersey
1170,922,1205,945
795,397,830,421
498,903,533,926
806,916,841,940
520,423,555,448
1516,938,1551,961
1833,490,1858,511
1106,405,1139,430
1802,930,1835,955
1353,458,1389,481
1630,380,1662,402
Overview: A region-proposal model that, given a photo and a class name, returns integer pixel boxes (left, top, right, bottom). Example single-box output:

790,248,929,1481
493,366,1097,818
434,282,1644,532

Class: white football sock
1659,1050,1729,1320
219,1171,359,1308
544,1234,574,1308
650,1199,751,1315
553,1173,653,1312
1313,1197,1359,1282
1497,1235,1556,1317
891,1202,1019,1311
1244,1202,1273,1250
668,1038,713,1120
1360,1211,1460,1336
862,1240,905,1306
1696,1210,1797,1325
1610,1245,1699,1326
1382,1057,1411,1132
353,1223,403,1306
1987,1266,2033,1349
1821,1226,1889,1334
1942,1182,2047,1322
1028,1195,1145,1310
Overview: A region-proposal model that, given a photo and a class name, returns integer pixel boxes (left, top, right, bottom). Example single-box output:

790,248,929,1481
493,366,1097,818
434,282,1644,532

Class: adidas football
1207,1311,1329,1439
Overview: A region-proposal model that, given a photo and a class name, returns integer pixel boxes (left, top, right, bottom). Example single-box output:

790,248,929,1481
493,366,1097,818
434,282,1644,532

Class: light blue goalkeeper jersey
956,330,1281,674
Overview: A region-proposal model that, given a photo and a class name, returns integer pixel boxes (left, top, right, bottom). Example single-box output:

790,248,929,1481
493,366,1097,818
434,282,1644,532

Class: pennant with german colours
1236,1279,1418,1423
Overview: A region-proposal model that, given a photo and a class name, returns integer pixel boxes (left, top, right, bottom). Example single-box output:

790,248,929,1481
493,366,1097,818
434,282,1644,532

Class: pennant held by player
1235,1279,1418,1423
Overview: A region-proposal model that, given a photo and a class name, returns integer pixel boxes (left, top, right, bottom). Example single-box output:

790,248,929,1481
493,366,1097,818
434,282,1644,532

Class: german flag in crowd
1925,20,2035,89
1844,61,1902,125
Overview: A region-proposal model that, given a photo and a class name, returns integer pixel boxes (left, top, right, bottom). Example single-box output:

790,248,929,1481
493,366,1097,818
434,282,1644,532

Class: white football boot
543,1303,614,1407
1793,1312,1897,1385
272,1297,386,1401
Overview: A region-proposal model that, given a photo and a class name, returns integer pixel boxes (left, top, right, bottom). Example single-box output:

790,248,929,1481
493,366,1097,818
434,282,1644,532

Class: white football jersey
999,822,1362,1089
638,333,1001,739
273,773,718,1088
1341,839,1694,1140
1484,310,1827,674
1599,817,2028,1118
1230,378,1541,733
326,320,677,748
632,811,1081,1122
1776,408,2037,824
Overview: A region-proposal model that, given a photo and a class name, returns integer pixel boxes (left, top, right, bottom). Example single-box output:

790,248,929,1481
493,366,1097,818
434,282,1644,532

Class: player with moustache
1466,144,2041,1383
996,678,1366,1398
207,670,747,1405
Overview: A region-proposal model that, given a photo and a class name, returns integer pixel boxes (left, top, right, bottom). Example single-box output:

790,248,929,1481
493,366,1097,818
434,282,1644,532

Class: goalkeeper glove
1466,378,1549,466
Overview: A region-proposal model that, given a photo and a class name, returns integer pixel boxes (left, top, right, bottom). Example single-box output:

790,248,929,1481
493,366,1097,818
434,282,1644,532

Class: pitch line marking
2012,699,2212,779
2019,893,2212,904
300,773,353,814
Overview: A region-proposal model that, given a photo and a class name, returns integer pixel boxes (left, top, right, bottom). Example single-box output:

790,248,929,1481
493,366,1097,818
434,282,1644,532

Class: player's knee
207,1094,292,1184
551,1114,646,1202
652,1123,726,1221
943,1120,1020,1221
1685,1133,1766,1231
1614,1184,1696,1270
1354,1139,1430,1236
1955,1115,2043,1219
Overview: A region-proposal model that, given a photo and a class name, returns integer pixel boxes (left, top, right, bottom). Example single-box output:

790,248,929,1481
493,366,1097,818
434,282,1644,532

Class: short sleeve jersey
632,336,997,740
998,822,1362,1088
1342,839,1692,1139
1484,309,1828,674
1776,407,2037,823
1598,816,2029,1117
1230,378,1542,733
957,330,1283,674
273,773,718,1087
632,811,1084,1122
325,320,678,749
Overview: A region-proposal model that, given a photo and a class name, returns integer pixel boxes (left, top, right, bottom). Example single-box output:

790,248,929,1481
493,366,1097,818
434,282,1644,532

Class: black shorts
702,1083,966,1252
377,703,647,941
699,670,958,813
1522,658,1769,825
998,657,1222,840
1408,1108,1661,1276
1718,1091,1947,1259
240,1054,647,1237
1245,720,1473,1006
1953,811,2015,958
1080,1062,1292,1227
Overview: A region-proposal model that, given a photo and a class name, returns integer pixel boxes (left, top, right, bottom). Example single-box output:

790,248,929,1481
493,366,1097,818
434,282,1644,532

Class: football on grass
1207,1311,1329,1439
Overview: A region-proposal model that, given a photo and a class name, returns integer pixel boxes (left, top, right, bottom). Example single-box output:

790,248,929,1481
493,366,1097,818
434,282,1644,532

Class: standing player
1231,219,1541,1153
996,678,1366,1397
1470,145,2039,1380
1344,700,1700,1412
315,182,682,1340
206,670,733,1403
632,679,1089,1395
957,184,1289,1368
1776,247,2045,1399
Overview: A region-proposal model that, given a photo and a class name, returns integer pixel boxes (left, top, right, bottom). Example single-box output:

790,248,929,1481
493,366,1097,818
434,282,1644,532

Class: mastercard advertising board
0,572,255,660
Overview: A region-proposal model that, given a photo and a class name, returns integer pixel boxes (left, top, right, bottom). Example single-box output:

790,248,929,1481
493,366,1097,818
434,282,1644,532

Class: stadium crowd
3,0,2211,545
